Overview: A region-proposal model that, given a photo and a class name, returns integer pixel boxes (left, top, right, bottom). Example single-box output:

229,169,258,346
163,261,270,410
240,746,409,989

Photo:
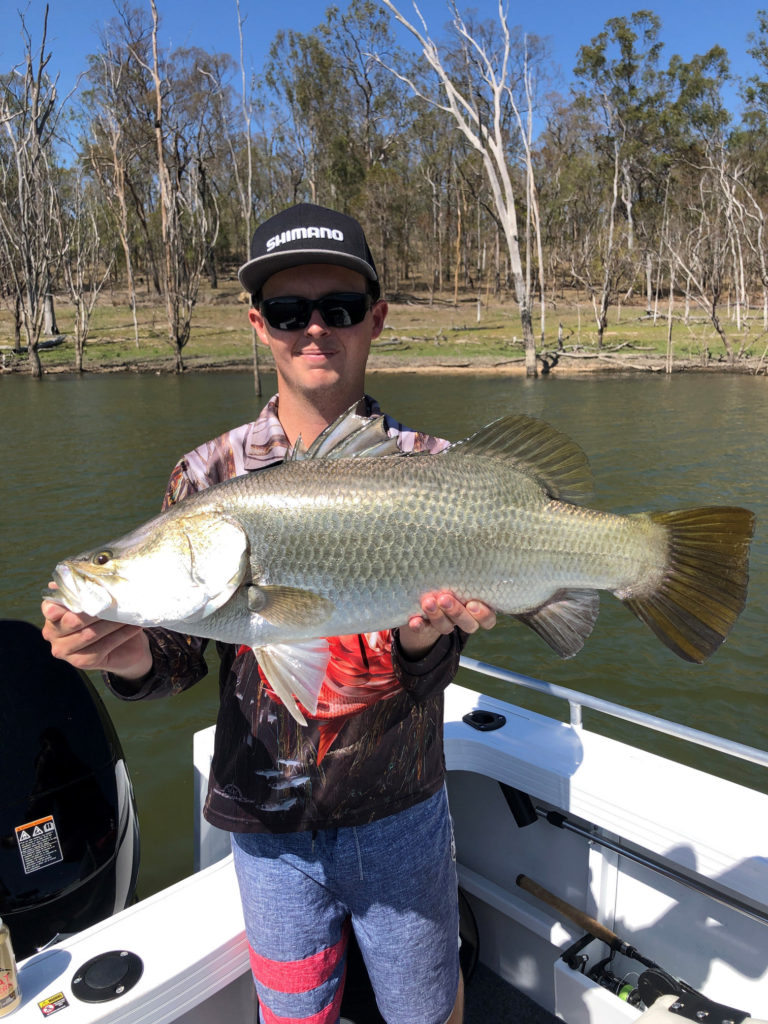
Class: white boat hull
10,680,768,1023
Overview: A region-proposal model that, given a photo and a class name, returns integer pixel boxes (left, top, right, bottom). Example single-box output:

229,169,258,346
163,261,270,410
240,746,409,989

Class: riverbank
2,287,767,375
6,348,764,376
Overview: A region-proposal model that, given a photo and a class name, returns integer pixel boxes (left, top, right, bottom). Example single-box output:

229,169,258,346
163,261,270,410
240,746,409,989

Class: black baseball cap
238,203,380,299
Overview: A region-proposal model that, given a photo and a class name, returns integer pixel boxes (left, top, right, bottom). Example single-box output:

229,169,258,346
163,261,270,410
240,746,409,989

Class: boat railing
459,655,768,770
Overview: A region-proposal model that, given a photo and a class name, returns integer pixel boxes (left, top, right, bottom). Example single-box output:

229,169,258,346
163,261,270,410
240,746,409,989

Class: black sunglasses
259,292,373,331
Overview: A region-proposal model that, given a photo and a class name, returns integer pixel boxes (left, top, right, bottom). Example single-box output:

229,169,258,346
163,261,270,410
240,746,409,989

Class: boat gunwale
459,656,768,769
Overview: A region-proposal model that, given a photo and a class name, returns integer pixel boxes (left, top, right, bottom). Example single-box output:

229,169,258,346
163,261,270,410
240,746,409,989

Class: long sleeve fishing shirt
105,396,467,834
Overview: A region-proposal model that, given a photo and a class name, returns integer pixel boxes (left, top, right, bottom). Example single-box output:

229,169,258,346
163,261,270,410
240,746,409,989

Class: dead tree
0,7,63,377
378,0,543,376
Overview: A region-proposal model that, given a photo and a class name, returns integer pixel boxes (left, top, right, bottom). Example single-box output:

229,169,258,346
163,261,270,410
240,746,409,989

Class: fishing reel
560,932,751,1024
561,932,643,1007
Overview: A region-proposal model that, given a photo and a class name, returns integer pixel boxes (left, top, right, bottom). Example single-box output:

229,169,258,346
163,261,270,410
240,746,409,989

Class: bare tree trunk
0,7,62,378
666,263,675,375
453,193,462,307
235,0,260,395
378,0,539,375
149,0,184,371
43,286,58,335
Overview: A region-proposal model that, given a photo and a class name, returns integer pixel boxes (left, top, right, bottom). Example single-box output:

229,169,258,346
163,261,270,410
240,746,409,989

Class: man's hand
398,591,496,658
41,597,152,680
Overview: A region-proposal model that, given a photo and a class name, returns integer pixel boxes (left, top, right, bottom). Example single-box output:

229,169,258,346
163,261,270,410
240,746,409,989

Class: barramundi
46,408,755,724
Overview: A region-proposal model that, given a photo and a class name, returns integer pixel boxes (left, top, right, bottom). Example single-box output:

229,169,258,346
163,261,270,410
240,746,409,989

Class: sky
0,0,761,117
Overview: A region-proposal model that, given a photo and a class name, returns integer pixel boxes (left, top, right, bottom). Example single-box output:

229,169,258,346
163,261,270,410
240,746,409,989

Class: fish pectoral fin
254,640,331,724
247,585,335,627
516,588,600,658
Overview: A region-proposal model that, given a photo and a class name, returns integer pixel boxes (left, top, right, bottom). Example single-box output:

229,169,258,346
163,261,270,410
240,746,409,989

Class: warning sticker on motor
38,992,69,1016
15,815,63,874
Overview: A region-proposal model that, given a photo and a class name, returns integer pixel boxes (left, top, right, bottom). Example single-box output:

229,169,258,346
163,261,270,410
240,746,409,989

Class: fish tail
622,507,755,663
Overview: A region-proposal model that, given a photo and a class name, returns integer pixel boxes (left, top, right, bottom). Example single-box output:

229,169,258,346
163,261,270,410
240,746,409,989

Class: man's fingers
414,592,496,636
465,600,497,631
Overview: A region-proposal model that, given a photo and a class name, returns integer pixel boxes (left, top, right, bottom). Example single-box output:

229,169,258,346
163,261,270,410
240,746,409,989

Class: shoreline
4,351,766,377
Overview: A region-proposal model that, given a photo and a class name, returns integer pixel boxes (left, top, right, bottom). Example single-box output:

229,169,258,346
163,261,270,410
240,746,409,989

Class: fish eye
93,550,112,566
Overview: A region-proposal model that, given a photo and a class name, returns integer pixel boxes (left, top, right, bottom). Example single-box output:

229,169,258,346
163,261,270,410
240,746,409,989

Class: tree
378,0,548,376
572,11,669,344
0,6,64,377
144,1,221,372
57,168,114,371
82,11,152,347
663,48,739,363
83,4,162,299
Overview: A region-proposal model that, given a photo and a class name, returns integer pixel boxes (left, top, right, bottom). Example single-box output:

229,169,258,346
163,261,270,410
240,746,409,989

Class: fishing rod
516,875,756,1024
533,804,768,929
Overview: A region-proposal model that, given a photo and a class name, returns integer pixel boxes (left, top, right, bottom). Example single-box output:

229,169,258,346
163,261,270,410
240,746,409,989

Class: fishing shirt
105,395,467,834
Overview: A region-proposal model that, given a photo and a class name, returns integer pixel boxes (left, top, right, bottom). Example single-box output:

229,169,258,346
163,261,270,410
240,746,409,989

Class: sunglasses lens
261,297,309,331
261,293,371,330
318,294,370,327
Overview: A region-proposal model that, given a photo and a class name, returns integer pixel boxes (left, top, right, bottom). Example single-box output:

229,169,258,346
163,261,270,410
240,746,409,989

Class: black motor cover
0,621,140,960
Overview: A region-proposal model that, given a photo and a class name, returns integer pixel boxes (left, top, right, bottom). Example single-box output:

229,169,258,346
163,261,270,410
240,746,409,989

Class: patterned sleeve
391,628,468,703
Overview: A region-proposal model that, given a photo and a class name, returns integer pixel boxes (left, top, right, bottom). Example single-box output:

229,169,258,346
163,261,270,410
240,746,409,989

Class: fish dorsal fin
451,414,593,503
287,402,401,462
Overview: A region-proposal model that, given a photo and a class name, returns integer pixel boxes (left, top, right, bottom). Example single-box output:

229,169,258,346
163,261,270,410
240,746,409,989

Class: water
1,370,766,897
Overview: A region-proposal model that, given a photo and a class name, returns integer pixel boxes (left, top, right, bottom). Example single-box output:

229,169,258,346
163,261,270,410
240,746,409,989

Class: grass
1,281,765,373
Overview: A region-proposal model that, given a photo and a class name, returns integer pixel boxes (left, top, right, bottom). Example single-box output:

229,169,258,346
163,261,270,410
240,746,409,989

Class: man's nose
304,310,330,334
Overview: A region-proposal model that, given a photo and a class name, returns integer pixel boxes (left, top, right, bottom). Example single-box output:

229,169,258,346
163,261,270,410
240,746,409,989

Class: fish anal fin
450,414,593,504
621,506,755,663
254,640,331,724
247,585,334,627
516,588,600,658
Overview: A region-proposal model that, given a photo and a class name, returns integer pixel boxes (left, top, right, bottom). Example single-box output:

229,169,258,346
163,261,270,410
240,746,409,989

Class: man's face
248,264,387,402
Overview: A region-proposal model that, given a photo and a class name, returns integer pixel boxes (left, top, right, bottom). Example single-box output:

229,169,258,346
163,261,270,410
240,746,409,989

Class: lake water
1,369,765,898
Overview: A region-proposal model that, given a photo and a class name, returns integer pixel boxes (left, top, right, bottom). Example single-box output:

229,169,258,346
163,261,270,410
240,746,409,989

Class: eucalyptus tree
572,10,671,345
57,168,114,371
148,15,223,371
409,103,462,297
320,0,418,281
0,7,64,377
536,98,610,309
737,11,768,325
82,5,161,302
662,47,742,362
265,28,352,206
322,0,411,171
378,0,550,376
81,7,156,346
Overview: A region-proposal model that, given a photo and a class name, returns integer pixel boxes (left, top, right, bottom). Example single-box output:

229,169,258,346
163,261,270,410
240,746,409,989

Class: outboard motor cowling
0,621,140,960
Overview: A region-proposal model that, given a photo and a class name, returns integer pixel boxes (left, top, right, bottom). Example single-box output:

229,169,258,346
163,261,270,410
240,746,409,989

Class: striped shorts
231,786,460,1024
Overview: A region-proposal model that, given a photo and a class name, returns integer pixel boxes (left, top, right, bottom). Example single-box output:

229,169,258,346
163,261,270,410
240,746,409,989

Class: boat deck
466,963,559,1024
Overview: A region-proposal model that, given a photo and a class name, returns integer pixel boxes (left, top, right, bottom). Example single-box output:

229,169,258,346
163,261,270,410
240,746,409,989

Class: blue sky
0,0,760,116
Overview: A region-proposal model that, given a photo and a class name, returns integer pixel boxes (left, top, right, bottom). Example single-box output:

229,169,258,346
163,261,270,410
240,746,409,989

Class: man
42,203,496,1024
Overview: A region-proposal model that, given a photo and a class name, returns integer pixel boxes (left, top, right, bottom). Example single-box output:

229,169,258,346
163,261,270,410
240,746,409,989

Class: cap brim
238,249,378,296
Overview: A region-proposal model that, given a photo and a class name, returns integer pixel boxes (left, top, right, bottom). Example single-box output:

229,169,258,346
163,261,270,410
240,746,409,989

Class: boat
2,623,767,1023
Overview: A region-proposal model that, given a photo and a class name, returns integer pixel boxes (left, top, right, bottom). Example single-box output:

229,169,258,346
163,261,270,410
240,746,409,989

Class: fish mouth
47,563,116,617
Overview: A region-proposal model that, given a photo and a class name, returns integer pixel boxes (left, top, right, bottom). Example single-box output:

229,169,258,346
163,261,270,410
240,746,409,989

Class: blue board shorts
231,785,460,1024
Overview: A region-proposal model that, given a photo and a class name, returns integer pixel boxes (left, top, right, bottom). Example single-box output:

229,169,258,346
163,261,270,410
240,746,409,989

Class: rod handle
516,874,623,950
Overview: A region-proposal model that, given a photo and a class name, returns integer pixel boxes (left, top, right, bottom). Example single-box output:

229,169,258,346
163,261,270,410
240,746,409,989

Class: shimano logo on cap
266,226,344,252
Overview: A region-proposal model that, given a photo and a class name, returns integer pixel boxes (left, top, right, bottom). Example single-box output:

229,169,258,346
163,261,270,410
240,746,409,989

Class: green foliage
2,1,768,374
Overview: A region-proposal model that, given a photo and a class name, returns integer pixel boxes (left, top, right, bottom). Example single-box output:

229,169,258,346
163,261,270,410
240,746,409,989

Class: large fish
46,408,755,724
